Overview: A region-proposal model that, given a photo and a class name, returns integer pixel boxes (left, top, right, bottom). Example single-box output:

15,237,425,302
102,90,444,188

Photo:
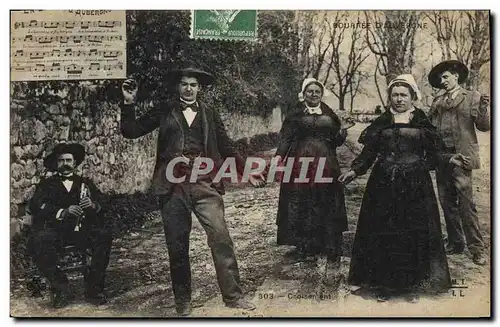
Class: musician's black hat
43,142,85,171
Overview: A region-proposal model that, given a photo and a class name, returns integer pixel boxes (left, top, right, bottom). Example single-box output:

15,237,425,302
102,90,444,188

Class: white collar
304,104,322,115
390,106,415,123
305,104,321,110
390,106,415,115
58,173,74,178
180,98,197,105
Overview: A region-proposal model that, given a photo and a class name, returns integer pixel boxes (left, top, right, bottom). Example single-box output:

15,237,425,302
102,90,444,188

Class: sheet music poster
11,10,126,81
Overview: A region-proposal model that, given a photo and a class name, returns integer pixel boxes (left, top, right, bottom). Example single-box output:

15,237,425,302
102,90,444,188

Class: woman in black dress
339,74,460,302
275,78,348,271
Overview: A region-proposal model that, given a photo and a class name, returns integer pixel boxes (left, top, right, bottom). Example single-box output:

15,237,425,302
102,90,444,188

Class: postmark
190,10,258,41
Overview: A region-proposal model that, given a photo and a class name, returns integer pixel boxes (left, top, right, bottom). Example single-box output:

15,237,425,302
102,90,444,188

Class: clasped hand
62,197,94,219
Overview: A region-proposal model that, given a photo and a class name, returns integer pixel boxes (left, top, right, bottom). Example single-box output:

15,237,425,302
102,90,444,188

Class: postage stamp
9,9,491,319
190,10,258,41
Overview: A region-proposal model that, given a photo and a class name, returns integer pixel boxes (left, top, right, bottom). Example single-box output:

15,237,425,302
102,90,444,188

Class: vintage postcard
9,9,491,318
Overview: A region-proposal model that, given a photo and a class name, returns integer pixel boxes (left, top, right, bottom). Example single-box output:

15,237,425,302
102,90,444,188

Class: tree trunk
374,57,387,108
338,93,345,111
466,61,482,91
349,81,354,113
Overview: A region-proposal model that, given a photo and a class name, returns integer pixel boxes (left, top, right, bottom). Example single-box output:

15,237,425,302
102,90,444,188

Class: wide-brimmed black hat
428,60,469,89
166,66,215,86
43,143,85,171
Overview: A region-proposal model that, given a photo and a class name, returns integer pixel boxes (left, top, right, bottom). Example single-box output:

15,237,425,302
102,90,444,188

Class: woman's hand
339,128,348,139
450,153,472,170
338,170,357,185
273,155,283,162
249,174,266,188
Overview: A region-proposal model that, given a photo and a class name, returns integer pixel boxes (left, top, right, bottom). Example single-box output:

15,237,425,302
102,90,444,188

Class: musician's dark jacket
120,99,246,195
29,174,104,235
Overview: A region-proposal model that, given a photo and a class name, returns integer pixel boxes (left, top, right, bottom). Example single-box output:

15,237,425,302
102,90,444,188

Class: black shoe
376,293,389,302
51,290,70,309
445,244,465,255
405,293,419,303
473,253,487,266
225,298,256,311
85,292,108,305
285,246,309,263
175,302,192,316
376,288,390,302
304,254,318,263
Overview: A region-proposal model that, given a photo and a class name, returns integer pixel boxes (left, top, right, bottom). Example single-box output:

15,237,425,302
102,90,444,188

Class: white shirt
55,174,74,220
390,107,415,124
180,99,198,127
59,174,74,192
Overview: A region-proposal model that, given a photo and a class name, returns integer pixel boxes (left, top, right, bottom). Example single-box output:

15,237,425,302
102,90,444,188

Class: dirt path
10,130,491,318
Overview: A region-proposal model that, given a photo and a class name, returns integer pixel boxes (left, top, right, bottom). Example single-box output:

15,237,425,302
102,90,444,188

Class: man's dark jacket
29,175,104,234
120,99,245,195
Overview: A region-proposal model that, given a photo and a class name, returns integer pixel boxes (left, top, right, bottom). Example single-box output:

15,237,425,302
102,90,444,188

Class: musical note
43,21,60,28
89,63,101,71
103,62,123,71
50,63,61,72
66,64,84,74
38,36,53,44
13,20,40,29
110,35,122,41
11,11,126,81
30,52,44,59
12,48,123,58
11,62,125,77
11,63,125,72
12,34,124,43
33,64,46,72
13,20,122,29
88,35,103,43
97,20,121,28
103,50,120,58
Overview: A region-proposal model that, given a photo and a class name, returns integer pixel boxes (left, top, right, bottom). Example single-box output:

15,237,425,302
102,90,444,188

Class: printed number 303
258,293,274,299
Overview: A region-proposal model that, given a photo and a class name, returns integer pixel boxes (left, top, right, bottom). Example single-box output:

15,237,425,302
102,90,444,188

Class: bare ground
10,127,491,318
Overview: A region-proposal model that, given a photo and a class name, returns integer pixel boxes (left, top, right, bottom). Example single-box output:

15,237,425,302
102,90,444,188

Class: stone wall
10,97,158,220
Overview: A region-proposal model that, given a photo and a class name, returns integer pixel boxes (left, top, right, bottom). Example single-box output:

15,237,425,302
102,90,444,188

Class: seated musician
28,142,112,308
